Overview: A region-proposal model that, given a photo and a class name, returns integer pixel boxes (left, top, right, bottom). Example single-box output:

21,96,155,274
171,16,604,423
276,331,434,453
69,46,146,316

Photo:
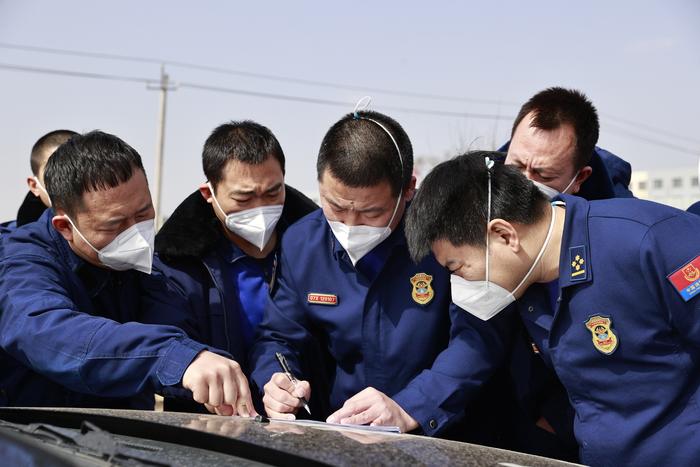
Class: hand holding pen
262,352,312,419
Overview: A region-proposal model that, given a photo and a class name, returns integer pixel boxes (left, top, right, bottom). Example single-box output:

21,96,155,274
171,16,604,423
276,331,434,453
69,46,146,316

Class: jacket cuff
155,338,208,388
392,386,450,436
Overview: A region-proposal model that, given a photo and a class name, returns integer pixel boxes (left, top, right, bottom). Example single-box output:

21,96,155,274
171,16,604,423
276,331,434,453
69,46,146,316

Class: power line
604,122,699,158
600,112,700,146
3,41,698,145
0,61,697,157
179,82,514,120
0,62,150,84
0,62,513,121
0,41,515,106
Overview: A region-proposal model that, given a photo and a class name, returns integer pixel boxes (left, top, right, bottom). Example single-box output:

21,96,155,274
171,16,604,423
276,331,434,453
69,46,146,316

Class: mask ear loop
353,96,372,119
63,215,100,254
34,177,53,207
561,171,579,194
485,157,495,289
206,181,229,219
351,96,405,232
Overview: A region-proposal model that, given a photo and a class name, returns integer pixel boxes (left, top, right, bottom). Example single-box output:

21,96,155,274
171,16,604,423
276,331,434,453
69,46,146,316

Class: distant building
630,166,700,210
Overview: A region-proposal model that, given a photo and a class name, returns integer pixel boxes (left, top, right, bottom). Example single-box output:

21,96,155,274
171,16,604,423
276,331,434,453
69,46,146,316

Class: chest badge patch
410,273,434,305
584,315,618,355
307,293,338,306
667,255,700,302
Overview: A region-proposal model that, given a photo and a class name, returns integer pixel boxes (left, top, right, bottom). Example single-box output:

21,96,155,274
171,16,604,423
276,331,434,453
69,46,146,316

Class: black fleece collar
155,184,318,262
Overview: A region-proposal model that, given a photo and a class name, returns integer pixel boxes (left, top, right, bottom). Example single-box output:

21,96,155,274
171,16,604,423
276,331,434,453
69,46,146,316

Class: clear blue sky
1,0,698,220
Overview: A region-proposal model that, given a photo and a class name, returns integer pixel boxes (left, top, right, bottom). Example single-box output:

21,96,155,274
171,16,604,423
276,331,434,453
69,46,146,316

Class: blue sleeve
392,303,515,436
639,213,700,343
138,258,205,343
0,253,208,398
248,248,312,397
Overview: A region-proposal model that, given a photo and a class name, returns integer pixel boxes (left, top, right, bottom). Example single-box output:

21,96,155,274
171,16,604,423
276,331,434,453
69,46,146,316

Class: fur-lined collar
155,185,317,262
16,191,48,227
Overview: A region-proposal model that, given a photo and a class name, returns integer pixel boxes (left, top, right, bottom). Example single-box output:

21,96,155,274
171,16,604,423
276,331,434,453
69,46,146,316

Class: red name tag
307,293,338,305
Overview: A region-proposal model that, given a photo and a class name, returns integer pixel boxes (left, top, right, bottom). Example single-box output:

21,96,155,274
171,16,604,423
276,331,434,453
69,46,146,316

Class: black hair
202,120,285,190
316,110,413,196
406,151,548,262
44,130,146,216
511,87,599,169
30,129,79,175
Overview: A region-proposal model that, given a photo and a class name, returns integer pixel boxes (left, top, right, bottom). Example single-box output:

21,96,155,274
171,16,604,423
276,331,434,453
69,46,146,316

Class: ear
571,166,593,194
487,218,521,253
199,182,214,204
403,175,417,202
51,213,74,243
27,177,41,198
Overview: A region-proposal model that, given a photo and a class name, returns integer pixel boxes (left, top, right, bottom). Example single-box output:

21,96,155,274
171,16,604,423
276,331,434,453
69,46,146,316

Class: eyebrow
229,183,284,197
101,203,151,227
325,196,386,214
264,183,283,194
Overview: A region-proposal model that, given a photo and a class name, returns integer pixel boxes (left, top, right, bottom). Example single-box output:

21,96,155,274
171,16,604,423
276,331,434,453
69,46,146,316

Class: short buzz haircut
202,120,285,190
511,87,600,169
30,129,78,176
316,110,413,197
44,131,146,217
406,151,548,262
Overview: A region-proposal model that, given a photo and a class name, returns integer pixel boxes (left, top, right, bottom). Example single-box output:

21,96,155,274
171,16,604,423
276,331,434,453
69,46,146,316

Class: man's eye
233,198,251,203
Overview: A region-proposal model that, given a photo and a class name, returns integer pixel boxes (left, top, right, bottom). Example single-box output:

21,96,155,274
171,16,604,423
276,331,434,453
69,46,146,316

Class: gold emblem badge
683,264,700,282
410,273,434,305
584,315,618,355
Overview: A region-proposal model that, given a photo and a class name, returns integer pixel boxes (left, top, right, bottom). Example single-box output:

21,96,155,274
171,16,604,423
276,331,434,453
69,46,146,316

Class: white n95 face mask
66,217,155,274
451,157,557,320
532,172,578,200
208,182,283,251
328,212,395,266
451,204,556,320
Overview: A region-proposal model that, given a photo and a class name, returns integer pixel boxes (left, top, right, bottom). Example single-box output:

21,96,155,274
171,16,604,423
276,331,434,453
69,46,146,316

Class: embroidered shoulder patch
667,255,700,302
569,245,587,281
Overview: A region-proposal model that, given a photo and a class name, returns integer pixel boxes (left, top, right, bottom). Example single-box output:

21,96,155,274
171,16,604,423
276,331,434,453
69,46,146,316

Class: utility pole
148,65,177,229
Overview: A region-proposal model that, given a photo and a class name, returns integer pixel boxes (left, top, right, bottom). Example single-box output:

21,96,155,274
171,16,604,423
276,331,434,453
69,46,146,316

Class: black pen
275,352,311,415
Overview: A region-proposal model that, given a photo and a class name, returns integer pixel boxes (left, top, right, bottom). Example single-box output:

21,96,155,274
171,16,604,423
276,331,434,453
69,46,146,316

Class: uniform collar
47,213,114,295
553,194,593,288
216,236,254,264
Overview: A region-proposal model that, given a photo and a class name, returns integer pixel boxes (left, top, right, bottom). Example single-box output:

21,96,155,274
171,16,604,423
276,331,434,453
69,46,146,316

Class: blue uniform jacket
249,210,511,436
517,194,700,466
140,186,318,373
0,210,210,408
497,143,634,200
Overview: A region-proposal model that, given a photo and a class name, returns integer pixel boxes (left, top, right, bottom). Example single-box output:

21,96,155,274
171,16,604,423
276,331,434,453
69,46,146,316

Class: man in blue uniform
1,129,77,235
249,111,509,435
0,131,255,415
500,87,633,200
139,120,317,411
498,87,634,460
405,151,700,466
